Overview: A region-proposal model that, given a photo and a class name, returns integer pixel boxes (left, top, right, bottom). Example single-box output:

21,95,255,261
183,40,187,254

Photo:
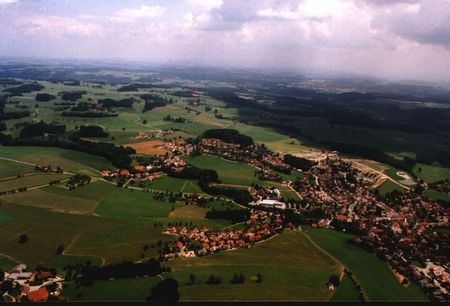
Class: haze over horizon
1,0,450,85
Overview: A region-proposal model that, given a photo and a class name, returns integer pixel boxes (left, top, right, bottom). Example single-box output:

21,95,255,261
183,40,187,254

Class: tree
0,280,13,293
329,275,340,287
56,245,65,255
18,234,28,244
148,278,180,302
189,274,196,285
256,273,262,283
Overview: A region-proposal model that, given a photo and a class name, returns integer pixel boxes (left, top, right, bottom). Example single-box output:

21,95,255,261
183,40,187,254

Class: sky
0,0,449,84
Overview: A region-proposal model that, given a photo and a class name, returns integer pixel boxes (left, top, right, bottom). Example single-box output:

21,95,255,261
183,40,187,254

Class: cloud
363,0,421,5
1,0,450,84
110,5,166,23
0,0,17,4
186,0,223,11
18,15,104,37
371,0,450,48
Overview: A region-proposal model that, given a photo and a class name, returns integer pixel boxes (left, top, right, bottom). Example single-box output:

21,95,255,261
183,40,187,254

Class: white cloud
19,16,104,37
0,0,17,4
110,5,166,23
186,0,223,11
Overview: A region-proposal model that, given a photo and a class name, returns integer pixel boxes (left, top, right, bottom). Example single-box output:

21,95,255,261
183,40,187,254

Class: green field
0,189,99,214
423,189,450,202
383,168,406,181
166,230,342,301
0,202,173,267
94,188,177,225
305,228,429,301
42,181,116,202
0,159,37,179
0,173,69,192
64,276,161,301
182,155,274,187
330,275,361,301
147,176,205,194
48,254,104,272
377,180,406,196
0,145,112,172
413,163,450,183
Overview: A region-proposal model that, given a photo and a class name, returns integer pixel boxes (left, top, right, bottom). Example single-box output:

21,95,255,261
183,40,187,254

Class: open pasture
0,173,69,193
166,230,342,301
0,202,173,267
0,145,112,171
413,163,450,183
94,188,177,224
148,176,205,194
0,159,37,180
182,155,275,187
0,188,99,214
305,228,428,301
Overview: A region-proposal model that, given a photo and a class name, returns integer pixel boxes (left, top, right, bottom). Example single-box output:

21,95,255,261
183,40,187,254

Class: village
94,134,448,302
162,210,285,260
0,264,64,302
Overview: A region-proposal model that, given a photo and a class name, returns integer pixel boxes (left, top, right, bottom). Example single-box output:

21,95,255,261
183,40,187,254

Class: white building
250,199,287,210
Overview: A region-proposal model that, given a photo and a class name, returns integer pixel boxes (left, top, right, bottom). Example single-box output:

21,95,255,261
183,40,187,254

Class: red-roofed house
27,287,49,302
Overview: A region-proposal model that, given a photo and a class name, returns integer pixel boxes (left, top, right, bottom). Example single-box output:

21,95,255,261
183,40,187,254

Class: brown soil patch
124,140,170,155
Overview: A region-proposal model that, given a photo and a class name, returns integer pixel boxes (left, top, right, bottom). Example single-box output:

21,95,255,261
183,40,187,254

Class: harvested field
123,140,169,155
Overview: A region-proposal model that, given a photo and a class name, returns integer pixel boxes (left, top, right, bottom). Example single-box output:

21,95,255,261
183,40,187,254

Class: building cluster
250,186,288,210
199,138,290,173
162,210,284,260
292,156,449,301
1,264,64,302
156,137,193,155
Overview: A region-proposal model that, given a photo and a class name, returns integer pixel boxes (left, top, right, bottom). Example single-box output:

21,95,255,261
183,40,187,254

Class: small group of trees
35,93,56,102
59,90,87,101
77,125,109,138
18,234,28,244
283,154,316,171
163,115,186,123
205,208,250,223
19,121,66,138
188,273,261,286
66,174,91,190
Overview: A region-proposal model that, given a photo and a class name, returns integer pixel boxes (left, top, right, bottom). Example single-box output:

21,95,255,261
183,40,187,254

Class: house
27,287,49,302
100,169,113,177
327,282,335,290
119,169,130,177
